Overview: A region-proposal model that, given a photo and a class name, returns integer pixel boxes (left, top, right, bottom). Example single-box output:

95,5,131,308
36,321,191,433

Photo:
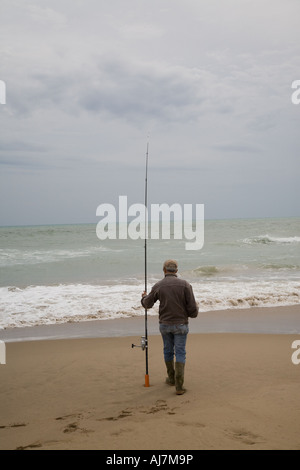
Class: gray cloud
79,58,209,122
0,141,48,152
0,0,299,225
0,157,46,169
213,143,261,153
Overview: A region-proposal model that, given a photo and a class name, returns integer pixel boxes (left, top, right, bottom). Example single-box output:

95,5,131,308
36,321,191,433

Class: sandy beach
0,306,300,450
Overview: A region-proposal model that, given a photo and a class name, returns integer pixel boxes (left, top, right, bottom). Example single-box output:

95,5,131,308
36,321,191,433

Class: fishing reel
132,336,147,351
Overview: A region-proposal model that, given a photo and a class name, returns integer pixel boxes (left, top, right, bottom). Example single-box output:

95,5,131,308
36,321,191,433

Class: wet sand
1,305,300,343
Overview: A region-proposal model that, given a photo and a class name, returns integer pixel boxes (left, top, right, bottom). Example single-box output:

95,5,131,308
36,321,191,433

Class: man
141,259,198,395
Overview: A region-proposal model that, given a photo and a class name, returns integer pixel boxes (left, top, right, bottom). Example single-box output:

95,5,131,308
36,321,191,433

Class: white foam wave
0,280,299,329
193,281,300,311
242,234,300,245
0,284,159,328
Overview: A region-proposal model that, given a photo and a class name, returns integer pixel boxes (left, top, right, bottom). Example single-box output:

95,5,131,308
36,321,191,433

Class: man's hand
141,291,147,298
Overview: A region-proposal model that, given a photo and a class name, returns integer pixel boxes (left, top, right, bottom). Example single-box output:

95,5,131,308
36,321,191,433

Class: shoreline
1,304,299,343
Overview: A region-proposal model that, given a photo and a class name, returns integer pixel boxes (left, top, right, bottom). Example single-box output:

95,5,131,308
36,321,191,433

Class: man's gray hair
163,259,178,272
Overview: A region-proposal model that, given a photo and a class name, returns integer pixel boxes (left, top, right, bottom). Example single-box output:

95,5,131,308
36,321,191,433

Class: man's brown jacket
141,274,198,325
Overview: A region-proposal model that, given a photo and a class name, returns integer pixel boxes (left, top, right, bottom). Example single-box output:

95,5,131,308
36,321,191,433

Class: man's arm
184,283,199,318
141,286,158,309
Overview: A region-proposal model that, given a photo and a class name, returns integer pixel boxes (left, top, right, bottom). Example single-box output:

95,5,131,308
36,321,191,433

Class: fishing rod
132,141,150,388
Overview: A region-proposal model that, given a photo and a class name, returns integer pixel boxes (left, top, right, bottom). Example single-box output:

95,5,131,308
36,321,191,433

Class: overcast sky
0,0,299,226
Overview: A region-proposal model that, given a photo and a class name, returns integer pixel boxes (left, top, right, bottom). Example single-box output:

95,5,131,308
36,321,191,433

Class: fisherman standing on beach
141,259,198,395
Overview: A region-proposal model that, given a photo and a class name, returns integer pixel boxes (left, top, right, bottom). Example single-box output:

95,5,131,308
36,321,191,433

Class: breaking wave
190,266,220,276
0,280,299,329
242,235,300,245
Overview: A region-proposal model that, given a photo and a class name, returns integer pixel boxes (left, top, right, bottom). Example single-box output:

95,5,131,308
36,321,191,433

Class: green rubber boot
175,362,186,395
165,361,175,386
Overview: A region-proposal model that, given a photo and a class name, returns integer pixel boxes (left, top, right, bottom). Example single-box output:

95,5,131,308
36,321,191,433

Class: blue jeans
159,324,189,364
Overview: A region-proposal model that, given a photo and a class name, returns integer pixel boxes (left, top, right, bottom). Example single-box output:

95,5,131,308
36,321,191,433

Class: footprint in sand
228,428,262,446
63,422,79,433
16,442,42,450
0,423,27,429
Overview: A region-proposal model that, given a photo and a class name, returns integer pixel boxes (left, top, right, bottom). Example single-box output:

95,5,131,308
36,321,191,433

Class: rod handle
144,374,150,387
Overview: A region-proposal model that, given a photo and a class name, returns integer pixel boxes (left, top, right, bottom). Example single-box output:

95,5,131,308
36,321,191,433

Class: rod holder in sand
131,336,150,387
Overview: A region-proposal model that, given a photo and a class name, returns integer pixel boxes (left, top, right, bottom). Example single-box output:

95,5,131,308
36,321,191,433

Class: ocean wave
194,281,300,311
190,266,219,276
183,264,250,279
0,284,159,329
242,235,300,245
260,263,300,271
0,245,122,267
0,280,299,329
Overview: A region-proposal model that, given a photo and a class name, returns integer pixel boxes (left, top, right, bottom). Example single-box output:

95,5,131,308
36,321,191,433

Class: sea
0,217,299,329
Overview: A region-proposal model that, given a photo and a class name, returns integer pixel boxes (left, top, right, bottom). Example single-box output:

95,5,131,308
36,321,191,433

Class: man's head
163,259,178,274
